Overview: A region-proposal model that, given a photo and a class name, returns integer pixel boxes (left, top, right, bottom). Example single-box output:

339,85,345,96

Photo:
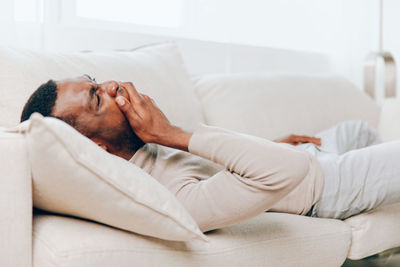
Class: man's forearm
155,125,193,152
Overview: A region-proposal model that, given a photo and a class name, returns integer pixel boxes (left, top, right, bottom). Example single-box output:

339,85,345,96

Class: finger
116,96,142,122
142,94,157,105
140,93,159,107
314,138,322,146
293,136,308,143
140,94,151,102
295,136,315,142
120,82,144,104
298,137,321,145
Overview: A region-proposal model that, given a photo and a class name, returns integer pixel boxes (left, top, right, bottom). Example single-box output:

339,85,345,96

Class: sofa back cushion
194,73,380,140
0,43,204,130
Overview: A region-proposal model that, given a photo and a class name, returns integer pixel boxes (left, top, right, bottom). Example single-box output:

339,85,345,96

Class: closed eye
96,94,101,107
88,86,100,111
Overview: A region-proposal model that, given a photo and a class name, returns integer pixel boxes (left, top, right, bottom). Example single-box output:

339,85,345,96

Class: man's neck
113,142,145,161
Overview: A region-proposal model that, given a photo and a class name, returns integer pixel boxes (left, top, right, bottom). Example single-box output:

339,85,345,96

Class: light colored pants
303,120,400,219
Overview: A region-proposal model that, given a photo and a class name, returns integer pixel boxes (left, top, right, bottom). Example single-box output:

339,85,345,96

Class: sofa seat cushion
345,202,400,260
33,213,351,267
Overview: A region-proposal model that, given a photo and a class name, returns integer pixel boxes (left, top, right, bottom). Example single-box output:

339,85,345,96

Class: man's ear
91,138,109,152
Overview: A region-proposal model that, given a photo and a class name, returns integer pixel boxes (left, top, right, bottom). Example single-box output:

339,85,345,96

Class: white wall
1,0,398,96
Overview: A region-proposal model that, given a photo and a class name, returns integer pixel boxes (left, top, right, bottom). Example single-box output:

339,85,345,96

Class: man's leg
315,120,381,155
312,140,400,219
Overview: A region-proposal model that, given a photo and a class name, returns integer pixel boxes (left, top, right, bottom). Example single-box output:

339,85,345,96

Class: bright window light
76,0,183,27
14,0,38,22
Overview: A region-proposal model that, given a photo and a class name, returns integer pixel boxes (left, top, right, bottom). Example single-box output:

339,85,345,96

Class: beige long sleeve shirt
130,123,324,232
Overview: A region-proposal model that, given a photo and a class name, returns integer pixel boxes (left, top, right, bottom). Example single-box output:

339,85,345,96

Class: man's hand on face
115,82,192,152
276,134,321,146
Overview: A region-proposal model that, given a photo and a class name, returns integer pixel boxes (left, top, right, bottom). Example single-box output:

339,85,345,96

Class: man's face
52,75,133,149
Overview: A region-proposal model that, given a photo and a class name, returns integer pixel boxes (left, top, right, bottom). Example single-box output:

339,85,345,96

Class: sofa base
343,247,400,267
33,212,350,267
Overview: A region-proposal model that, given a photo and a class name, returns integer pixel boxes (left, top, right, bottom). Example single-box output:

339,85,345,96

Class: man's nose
101,81,119,97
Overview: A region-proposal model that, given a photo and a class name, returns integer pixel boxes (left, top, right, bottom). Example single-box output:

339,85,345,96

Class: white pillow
0,42,204,130
194,73,380,140
20,113,207,242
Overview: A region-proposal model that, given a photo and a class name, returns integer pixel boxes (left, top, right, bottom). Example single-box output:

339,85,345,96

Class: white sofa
1,43,400,267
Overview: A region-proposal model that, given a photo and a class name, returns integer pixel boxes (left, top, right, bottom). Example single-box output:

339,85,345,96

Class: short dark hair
21,80,82,133
20,80,58,122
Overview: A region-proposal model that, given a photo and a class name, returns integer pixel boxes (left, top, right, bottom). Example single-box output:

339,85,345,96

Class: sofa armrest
0,132,32,267
378,98,400,142
345,202,400,260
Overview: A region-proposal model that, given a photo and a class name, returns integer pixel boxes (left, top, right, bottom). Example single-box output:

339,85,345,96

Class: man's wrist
156,125,193,152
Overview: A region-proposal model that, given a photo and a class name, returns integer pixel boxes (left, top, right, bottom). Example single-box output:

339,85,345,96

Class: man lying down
20,75,400,232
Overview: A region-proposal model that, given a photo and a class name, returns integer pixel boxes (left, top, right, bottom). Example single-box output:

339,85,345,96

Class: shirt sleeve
188,123,310,190
180,123,311,231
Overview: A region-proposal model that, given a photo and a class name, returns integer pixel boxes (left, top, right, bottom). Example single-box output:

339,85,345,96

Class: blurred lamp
364,0,396,104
